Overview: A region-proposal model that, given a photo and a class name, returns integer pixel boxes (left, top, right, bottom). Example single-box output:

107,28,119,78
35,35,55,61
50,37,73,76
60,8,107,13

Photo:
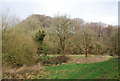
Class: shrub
34,30,46,55
2,29,38,68
41,55,70,65
37,44,52,54
38,54,50,62
34,30,45,44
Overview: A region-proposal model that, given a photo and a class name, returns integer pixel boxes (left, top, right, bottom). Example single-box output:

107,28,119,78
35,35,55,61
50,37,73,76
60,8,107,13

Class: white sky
1,0,119,25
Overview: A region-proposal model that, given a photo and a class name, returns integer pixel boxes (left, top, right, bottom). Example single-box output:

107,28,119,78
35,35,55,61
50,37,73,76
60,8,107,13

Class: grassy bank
45,58,119,79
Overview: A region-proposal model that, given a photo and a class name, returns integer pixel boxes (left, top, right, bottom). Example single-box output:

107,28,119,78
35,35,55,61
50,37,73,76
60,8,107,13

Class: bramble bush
39,55,70,65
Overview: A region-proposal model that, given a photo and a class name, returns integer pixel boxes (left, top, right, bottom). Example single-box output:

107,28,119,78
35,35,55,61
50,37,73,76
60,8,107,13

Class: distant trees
104,25,113,38
89,22,105,37
73,18,84,30
2,12,119,68
48,15,118,56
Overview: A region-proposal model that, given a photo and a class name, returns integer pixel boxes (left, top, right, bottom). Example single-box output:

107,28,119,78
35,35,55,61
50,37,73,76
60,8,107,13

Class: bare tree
90,22,105,37
104,25,113,38
73,18,84,30
51,15,74,54
2,8,20,30
82,31,92,57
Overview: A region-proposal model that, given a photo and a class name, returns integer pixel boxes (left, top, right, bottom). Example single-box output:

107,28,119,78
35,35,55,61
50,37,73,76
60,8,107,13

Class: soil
68,55,112,64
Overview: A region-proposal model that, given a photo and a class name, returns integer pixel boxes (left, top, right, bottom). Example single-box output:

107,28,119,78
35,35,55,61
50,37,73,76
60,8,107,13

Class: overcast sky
1,0,119,25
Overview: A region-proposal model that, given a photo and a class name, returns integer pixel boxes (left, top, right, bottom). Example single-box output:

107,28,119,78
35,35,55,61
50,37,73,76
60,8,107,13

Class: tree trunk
84,45,88,57
85,52,88,57
61,44,65,54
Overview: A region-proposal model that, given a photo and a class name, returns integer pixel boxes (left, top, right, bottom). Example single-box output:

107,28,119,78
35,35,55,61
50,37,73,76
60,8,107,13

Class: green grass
45,58,119,79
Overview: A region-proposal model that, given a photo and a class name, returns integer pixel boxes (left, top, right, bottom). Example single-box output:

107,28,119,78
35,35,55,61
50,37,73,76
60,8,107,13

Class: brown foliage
2,28,38,68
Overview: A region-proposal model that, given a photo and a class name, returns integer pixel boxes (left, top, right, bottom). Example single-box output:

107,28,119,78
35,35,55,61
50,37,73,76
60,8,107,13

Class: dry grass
2,63,46,79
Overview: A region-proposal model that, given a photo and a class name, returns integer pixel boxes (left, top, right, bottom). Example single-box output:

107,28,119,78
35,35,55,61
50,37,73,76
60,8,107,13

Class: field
45,58,119,79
